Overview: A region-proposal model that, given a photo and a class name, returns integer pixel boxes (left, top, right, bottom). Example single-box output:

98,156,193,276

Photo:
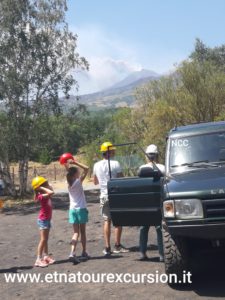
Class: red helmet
59,153,75,165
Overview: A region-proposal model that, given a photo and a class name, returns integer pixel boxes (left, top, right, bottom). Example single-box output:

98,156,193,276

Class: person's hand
67,158,76,164
47,184,53,191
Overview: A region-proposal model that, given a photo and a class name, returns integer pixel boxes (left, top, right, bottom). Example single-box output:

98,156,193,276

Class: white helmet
146,144,158,154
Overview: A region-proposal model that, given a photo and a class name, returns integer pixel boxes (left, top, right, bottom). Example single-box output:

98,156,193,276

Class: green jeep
108,121,225,281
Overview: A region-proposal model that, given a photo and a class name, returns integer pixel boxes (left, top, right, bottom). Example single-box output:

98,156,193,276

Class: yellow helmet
100,141,116,152
32,176,47,190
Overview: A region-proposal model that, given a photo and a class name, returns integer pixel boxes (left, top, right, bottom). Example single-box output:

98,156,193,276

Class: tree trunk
0,161,16,197
18,159,29,197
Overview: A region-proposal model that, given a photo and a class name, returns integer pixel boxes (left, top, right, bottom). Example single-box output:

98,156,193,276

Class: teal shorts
69,208,89,224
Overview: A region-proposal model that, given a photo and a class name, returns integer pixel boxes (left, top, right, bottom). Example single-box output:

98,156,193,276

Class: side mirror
138,167,162,179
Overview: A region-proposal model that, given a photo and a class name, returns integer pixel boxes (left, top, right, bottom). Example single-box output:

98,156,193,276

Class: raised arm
74,161,89,183
39,186,54,199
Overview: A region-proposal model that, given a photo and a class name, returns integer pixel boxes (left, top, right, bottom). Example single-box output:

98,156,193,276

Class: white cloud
71,25,142,94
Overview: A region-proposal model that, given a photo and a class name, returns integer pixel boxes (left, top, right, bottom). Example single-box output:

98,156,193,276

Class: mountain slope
109,69,159,90
62,69,160,109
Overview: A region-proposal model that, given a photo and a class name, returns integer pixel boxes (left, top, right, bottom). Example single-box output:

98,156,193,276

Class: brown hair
66,167,79,187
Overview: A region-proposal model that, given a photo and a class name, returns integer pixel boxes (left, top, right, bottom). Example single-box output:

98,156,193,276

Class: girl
64,159,89,263
32,176,55,267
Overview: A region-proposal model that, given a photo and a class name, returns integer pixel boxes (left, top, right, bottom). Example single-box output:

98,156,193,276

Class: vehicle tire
162,221,189,285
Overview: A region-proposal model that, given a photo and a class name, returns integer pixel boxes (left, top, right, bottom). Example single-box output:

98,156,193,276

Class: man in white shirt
93,141,129,256
140,144,165,174
139,144,164,262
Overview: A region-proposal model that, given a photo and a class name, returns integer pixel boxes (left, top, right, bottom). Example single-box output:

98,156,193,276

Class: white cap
146,144,158,154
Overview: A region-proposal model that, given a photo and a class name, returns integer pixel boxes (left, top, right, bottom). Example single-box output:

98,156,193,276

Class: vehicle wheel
162,221,189,284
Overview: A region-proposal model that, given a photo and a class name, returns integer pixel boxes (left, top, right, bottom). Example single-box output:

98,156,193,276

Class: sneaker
103,247,111,256
139,254,149,261
81,252,90,260
113,244,130,253
68,254,80,264
34,259,48,268
159,255,164,262
44,255,55,265
68,254,75,262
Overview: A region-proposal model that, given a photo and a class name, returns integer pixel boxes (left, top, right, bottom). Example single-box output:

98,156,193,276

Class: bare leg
43,229,50,255
80,224,86,253
37,229,49,258
71,224,80,254
104,219,111,248
115,226,122,246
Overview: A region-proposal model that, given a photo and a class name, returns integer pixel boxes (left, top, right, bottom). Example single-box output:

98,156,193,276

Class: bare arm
68,160,89,183
63,158,77,171
39,186,54,199
75,161,89,183
93,174,99,185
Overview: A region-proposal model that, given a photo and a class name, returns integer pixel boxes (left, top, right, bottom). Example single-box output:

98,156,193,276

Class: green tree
0,0,88,196
190,38,225,70
119,58,225,160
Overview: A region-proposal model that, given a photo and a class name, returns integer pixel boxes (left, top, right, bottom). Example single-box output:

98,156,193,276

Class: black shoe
139,254,149,261
68,254,80,264
103,247,111,256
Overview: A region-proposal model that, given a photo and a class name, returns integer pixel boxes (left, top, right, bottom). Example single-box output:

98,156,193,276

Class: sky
66,0,225,94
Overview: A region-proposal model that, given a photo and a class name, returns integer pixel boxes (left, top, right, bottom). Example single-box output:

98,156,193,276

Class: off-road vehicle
108,121,225,282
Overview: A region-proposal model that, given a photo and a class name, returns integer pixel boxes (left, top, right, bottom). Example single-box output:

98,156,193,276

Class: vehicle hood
166,166,225,199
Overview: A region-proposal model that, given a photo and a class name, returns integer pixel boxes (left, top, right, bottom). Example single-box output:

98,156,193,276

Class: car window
109,143,146,178
169,132,225,172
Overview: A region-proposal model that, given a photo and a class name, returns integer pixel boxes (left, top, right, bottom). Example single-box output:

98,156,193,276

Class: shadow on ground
128,244,159,252
2,190,100,216
0,266,33,274
0,255,124,274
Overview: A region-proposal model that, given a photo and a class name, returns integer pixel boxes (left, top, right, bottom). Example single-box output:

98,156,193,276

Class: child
32,176,55,267
64,158,89,264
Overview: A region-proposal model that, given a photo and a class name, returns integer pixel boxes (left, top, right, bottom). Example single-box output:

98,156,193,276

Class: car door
108,175,163,227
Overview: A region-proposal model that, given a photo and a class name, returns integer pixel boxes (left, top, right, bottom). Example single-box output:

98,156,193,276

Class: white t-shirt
68,179,87,209
139,162,165,175
93,159,122,197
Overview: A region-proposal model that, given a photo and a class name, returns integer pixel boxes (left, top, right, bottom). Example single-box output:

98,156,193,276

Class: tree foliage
2,32,225,196
0,0,88,196
117,40,225,160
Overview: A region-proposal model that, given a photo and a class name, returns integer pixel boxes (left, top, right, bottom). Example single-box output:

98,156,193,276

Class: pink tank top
36,194,52,220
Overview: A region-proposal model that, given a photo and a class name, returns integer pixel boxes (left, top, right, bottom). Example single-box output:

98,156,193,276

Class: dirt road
1,190,225,300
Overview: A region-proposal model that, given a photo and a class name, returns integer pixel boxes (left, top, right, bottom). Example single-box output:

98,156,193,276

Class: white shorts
100,196,111,221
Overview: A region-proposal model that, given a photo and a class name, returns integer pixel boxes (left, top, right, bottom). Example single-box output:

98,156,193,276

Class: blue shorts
37,219,51,230
69,208,88,224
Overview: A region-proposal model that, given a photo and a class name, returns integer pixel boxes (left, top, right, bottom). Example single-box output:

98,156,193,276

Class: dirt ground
1,190,225,300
